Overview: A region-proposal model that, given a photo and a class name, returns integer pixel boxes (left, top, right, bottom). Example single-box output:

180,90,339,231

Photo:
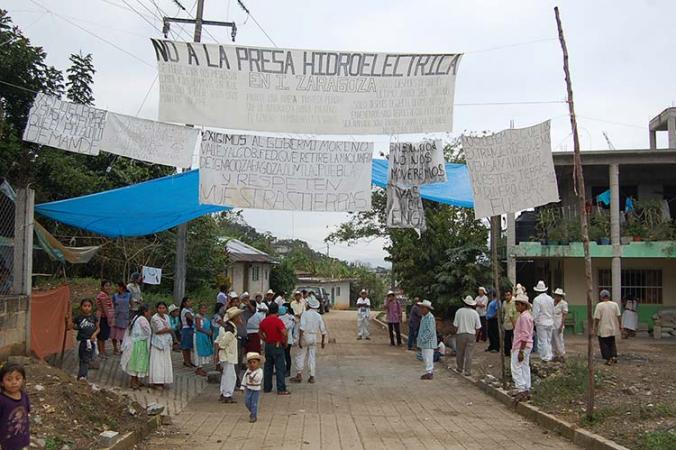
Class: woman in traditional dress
193,303,213,376
121,304,152,389
149,302,174,388
111,281,131,355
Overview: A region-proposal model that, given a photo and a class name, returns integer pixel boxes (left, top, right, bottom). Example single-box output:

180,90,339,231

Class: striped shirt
416,312,437,349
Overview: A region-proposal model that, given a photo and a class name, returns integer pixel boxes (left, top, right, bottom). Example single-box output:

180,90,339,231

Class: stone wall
0,295,28,359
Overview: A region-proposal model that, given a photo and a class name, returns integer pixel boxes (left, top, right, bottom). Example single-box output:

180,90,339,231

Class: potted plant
591,210,611,245
649,220,676,241
625,215,645,241
536,207,558,245
566,217,582,243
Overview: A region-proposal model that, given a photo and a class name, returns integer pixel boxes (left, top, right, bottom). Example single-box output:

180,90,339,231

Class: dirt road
145,311,577,449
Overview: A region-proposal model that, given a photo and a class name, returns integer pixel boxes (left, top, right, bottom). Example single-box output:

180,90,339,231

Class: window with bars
251,265,260,282
598,269,662,304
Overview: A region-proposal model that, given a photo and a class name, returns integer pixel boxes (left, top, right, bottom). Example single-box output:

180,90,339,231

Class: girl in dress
121,304,152,389
111,281,131,355
193,303,214,376
179,297,195,368
622,296,639,339
95,280,115,357
149,302,174,388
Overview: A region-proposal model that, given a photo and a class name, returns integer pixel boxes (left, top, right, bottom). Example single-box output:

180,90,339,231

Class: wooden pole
554,6,595,419
491,215,506,388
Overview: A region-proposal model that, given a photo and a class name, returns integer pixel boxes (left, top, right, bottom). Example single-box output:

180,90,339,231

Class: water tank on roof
515,211,538,244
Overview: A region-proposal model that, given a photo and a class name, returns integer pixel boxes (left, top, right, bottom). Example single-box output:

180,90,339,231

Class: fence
0,182,16,295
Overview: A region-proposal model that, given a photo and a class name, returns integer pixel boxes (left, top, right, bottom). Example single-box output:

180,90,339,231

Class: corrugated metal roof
226,239,274,263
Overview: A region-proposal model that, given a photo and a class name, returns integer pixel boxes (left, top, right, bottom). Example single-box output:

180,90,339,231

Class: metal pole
554,6,595,420
491,215,506,388
173,0,205,305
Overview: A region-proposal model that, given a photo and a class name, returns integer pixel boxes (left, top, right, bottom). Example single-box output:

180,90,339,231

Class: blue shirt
486,299,500,320
416,313,437,349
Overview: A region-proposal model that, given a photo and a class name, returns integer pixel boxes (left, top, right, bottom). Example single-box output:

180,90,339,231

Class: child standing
243,352,263,423
179,297,195,368
511,291,534,399
216,307,243,403
111,281,131,355
72,299,99,381
0,364,30,450
193,304,214,377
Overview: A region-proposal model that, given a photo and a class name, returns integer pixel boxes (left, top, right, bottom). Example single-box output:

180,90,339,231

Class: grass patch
638,430,676,450
532,358,602,407
580,403,675,427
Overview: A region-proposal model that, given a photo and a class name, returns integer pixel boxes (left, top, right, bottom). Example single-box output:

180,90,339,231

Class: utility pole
165,0,237,304
555,6,595,420
491,215,506,388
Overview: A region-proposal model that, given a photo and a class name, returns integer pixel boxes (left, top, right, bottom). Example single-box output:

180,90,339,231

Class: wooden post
554,6,595,419
491,215,506,388
12,188,35,355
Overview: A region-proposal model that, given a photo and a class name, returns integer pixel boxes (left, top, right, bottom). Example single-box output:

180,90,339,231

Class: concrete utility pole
491,215,506,388
166,0,237,304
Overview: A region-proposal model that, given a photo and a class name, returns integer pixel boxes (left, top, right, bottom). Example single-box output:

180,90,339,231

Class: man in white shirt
356,289,371,340
264,289,275,306
552,288,569,361
474,287,488,342
594,290,622,365
453,296,482,376
216,285,228,306
274,291,286,308
290,298,327,383
532,280,555,362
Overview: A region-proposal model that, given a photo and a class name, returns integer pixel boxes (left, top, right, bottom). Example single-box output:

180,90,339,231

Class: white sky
6,0,675,267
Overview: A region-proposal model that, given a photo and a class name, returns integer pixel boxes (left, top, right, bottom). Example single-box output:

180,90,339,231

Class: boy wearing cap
384,291,402,346
356,290,371,340
593,290,622,365
243,352,263,422
552,288,568,361
215,307,243,404
511,291,534,398
291,297,327,383
416,300,437,380
453,296,482,376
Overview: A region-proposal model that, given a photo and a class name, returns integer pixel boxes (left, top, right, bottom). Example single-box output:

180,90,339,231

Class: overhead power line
237,0,277,47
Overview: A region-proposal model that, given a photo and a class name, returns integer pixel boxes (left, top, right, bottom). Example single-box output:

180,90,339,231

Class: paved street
146,311,577,449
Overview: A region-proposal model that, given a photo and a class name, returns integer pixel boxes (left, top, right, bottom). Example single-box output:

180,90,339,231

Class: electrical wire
237,0,276,47
97,0,156,21
28,0,154,68
119,0,163,33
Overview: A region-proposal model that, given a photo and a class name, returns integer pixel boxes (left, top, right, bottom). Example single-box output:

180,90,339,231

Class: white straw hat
553,288,566,297
533,281,548,292
417,299,434,310
462,295,477,306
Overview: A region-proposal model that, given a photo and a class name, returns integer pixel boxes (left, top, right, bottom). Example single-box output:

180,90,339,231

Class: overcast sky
6,0,675,267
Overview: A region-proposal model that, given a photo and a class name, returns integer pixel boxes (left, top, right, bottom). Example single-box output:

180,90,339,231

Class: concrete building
296,275,353,309
225,239,274,295
507,146,676,333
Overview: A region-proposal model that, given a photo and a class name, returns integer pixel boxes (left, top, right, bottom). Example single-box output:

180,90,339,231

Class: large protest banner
199,132,373,211
151,39,462,135
23,93,107,155
386,184,426,233
388,140,447,186
462,121,559,219
101,113,200,167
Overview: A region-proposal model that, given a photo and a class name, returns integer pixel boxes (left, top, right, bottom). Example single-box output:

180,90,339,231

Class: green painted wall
566,304,661,334
514,241,676,259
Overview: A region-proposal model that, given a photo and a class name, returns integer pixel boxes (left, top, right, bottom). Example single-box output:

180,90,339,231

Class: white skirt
149,346,174,384
622,310,639,331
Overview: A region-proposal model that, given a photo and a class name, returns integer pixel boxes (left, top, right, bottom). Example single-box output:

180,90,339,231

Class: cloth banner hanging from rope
142,266,162,285
462,121,559,219
386,184,426,234
199,132,373,211
388,140,447,186
151,39,462,134
23,93,107,155
101,112,200,168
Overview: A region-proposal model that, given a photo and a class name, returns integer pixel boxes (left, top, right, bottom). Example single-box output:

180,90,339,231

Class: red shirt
259,315,286,344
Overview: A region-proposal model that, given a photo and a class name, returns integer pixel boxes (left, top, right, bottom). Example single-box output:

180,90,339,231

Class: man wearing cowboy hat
552,288,569,361
511,291,534,398
532,280,555,362
356,289,371,340
265,289,275,305
215,306,244,403
453,296,482,376
384,291,403,346
291,297,327,384
474,287,489,343
416,300,437,380
290,290,306,319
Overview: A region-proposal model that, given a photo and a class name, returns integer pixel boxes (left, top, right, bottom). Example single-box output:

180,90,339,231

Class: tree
66,52,95,105
270,259,297,295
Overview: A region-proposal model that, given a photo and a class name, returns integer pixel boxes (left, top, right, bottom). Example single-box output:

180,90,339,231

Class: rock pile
652,309,676,339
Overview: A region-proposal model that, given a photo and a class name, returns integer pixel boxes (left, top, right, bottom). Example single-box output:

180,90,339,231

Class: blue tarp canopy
371,159,474,208
36,161,474,237
35,170,228,237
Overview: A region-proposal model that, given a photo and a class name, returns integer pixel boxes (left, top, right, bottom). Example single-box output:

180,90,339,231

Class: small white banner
462,121,559,219
142,266,162,285
101,112,200,168
388,140,447,186
199,132,373,211
152,39,462,135
386,184,426,233
22,93,107,155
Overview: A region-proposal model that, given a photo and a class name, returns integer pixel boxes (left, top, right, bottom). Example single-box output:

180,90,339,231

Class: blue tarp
35,170,228,237
36,161,474,237
371,159,474,208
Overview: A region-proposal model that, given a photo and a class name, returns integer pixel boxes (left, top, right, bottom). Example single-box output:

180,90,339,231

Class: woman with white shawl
120,304,152,389
149,302,174,388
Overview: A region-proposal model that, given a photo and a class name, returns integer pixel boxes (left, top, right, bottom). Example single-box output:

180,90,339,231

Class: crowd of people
69,277,329,422
373,281,625,401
